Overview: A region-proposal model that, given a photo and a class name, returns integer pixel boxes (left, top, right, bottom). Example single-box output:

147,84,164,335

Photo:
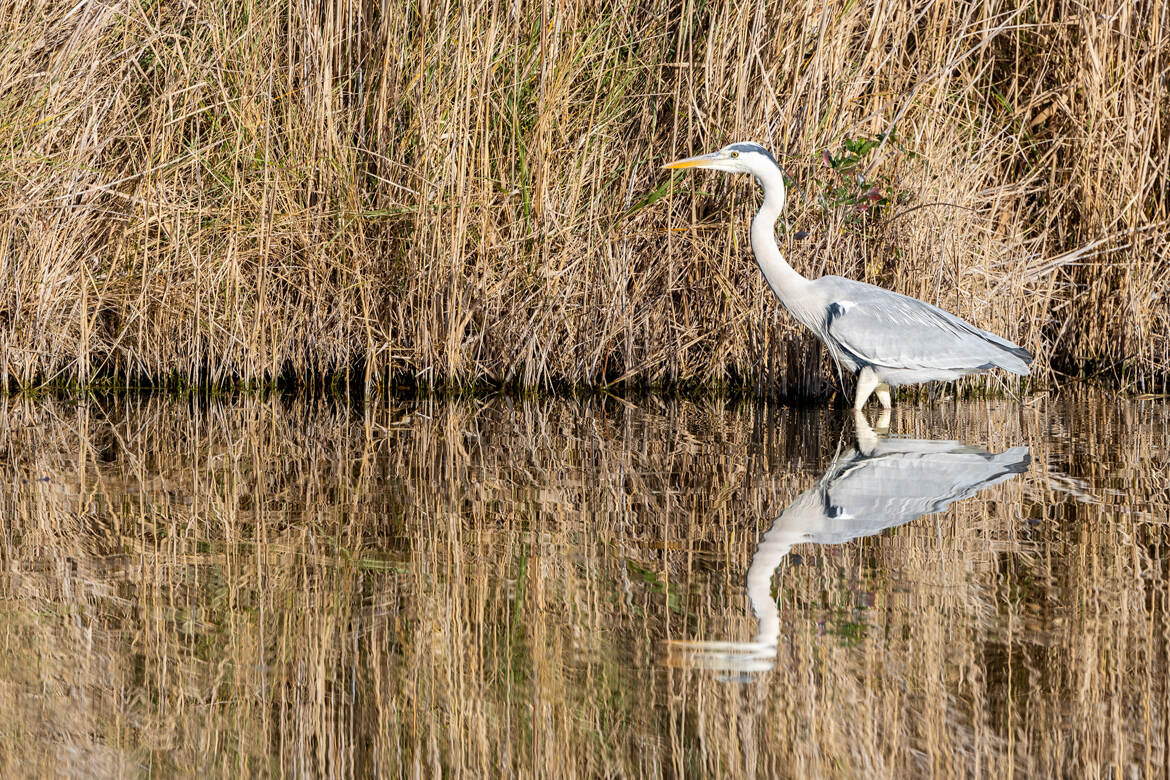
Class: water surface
0,393,1167,776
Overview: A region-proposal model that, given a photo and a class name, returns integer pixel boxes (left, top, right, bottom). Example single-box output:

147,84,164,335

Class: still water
0,393,1167,776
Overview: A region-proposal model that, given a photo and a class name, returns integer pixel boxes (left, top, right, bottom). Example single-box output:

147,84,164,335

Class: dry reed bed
0,394,1166,775
0,0,1166,394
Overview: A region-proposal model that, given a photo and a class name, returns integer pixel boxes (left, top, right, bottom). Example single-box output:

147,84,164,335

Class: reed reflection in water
664,411,1031,676
0,394,1166,776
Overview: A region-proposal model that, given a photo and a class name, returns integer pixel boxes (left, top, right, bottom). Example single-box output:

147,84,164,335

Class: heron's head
663,142,781,176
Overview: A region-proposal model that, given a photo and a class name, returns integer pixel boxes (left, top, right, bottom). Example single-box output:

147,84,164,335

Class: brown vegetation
0,0,1167,394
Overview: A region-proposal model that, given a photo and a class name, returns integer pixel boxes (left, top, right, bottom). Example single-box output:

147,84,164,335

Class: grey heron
665,143,1032,409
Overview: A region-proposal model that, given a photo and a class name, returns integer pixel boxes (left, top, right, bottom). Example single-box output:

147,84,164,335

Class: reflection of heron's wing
817,444,1030,544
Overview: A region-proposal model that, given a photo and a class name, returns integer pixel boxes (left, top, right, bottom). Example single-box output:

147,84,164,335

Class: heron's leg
853,367,880,410
852,409,877,453
875,383,892,409
852,408,891,452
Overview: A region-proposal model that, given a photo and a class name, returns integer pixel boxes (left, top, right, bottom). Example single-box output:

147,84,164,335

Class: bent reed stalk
0,0,1167,396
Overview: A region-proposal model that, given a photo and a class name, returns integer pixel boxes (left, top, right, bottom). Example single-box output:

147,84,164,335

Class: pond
0,393,1167,776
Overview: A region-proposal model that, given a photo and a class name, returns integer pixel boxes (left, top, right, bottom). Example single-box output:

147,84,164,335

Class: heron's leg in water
853,407,892,450
852,409,878,453
875,383,892,409
853,367,881,410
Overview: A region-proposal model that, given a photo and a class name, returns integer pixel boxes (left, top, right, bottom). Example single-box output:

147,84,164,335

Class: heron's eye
730,151,739,158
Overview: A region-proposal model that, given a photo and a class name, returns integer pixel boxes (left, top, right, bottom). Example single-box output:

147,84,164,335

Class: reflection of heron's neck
745,519,807,648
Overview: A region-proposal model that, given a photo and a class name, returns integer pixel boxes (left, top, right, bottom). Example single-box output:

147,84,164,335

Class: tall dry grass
0,394,1167,774
0,0,1167,394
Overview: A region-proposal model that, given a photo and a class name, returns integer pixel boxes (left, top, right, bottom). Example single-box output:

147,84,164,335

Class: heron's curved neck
746,528,791,648
750,166,808,303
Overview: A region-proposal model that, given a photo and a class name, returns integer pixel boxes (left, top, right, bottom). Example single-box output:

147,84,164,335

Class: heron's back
809,276,1032,383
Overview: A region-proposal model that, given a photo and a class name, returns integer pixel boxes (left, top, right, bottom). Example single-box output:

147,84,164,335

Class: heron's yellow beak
663,152,718,170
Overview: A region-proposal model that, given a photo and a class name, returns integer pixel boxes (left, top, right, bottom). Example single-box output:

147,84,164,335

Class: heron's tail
994,342,1033,375
969,325,1032,375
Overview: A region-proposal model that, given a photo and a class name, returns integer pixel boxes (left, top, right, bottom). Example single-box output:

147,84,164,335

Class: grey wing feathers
820,278,1032,375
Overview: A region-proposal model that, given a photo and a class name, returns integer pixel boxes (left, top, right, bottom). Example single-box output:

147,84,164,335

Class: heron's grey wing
818,278,1031,374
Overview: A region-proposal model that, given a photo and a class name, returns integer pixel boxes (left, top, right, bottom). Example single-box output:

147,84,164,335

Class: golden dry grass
0,0,1167,394
0,393,1166,775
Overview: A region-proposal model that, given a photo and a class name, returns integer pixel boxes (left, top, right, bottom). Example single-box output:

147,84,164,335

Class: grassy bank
1,0,1166,396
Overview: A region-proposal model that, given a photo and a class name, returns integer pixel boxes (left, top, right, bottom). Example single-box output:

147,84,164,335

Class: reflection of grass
829,616,869,647
0,394,1165,776
624,559,689,615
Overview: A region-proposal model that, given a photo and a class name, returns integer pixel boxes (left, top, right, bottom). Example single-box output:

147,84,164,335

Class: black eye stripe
727,143,779,167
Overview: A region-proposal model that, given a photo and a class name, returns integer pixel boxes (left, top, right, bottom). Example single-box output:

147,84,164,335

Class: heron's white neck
745,531,791,648
750,165,809,305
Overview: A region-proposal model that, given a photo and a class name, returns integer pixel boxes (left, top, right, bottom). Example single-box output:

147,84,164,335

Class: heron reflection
664,411,1030,675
